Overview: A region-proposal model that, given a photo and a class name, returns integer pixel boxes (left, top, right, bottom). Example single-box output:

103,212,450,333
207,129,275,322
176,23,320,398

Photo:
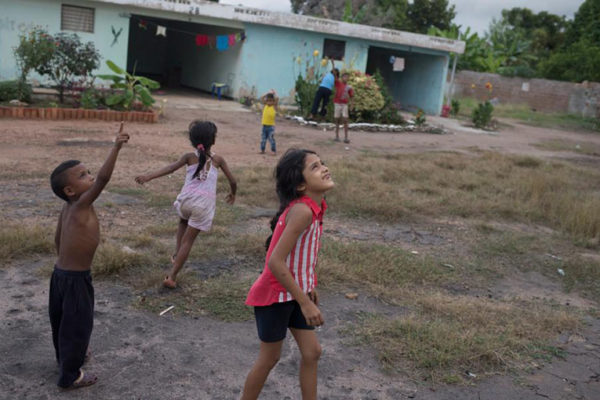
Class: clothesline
129,15,246,51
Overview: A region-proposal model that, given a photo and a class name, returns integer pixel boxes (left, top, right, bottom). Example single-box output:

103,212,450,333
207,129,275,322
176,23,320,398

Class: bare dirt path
1,91,599,399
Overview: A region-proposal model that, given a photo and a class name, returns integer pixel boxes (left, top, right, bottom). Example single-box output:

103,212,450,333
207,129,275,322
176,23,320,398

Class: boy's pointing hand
114,122,129,148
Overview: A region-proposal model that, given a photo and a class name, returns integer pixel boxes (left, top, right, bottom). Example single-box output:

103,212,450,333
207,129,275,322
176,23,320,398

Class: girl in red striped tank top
242,149,334,400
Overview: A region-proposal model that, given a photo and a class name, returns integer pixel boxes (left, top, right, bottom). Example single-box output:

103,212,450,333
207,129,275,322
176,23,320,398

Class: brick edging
0,107,158,123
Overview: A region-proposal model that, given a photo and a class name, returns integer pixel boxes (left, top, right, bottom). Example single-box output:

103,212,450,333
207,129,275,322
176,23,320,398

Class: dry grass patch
93,243,157,278
135,272,254,321
320,239,460,292
561,255,600,302
224,165,277,208
533,139,600,157
0,225,54,262
349,293,579,383
144,222,178,237
322,152,600,241
189,231,265,262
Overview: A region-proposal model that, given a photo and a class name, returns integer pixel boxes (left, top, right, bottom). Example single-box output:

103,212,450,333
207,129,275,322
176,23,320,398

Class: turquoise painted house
0,0,465,114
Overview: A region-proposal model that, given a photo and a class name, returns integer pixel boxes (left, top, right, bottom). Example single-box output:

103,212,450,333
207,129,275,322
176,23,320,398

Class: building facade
0,0,464,114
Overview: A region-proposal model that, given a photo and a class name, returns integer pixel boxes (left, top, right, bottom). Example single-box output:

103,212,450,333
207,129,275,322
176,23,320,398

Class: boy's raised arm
78,122,129,207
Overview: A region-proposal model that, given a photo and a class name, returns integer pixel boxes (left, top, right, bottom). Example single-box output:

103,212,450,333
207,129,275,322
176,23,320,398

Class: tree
12,27,55,100
407,0,456,33
291,0,305,13
428,25,490,72
486,19,537,77
38,33,100,103
289,0,446,34
539,39,600,82
497,7,568,75
538,0,600,82
564,0,600,45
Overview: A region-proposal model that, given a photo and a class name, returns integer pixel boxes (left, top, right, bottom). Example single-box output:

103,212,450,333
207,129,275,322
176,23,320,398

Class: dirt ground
1,91,599,399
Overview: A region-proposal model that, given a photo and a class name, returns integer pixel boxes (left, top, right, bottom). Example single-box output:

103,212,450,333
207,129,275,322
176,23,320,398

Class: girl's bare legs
290,328,321,400
168,225,200,281
173,218,188,261
241,340,284,400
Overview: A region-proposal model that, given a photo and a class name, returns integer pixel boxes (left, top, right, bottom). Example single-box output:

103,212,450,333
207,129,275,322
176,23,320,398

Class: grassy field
4,149,598,383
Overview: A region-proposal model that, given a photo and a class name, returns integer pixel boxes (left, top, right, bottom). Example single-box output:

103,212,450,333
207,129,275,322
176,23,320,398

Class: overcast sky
219,0,584,35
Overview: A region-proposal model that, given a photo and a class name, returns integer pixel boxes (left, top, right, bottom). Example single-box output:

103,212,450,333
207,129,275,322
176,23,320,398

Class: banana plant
97,60,160,110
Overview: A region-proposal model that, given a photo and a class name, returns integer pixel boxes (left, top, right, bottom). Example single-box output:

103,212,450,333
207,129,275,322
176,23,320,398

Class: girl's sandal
163,276,177,289
65,370,97,390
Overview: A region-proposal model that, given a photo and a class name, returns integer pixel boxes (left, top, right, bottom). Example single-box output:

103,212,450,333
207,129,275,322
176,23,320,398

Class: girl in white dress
135,120,237,288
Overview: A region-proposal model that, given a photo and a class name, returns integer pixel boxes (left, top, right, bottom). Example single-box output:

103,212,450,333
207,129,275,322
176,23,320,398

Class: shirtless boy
49,123,129,389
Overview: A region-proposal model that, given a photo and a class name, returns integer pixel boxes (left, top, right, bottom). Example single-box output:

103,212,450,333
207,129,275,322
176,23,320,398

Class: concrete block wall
449,70,600,118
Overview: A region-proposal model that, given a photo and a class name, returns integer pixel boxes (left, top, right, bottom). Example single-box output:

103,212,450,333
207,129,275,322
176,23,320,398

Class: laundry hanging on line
133,16,246,51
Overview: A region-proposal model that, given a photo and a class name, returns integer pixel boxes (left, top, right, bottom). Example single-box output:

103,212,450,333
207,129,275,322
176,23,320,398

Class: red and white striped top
246,196,327,306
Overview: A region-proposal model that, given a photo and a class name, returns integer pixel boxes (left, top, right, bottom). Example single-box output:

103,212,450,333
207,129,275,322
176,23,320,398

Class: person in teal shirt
309,62,339,119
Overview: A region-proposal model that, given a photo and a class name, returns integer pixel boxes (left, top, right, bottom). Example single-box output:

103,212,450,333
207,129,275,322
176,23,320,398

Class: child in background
260,90,278,155
135,120,237,288
241,148,334,400
49,122,129,389
333,71,354,143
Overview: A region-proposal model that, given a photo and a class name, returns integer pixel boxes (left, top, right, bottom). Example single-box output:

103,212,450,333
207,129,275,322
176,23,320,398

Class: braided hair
265,148,317,250
188,120,217,179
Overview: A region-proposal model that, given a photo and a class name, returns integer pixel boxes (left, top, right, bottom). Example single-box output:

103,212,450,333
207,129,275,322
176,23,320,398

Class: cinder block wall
449,70,600,118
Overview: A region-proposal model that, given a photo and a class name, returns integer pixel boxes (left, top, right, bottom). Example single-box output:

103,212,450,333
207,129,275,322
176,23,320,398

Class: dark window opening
323,39,345,61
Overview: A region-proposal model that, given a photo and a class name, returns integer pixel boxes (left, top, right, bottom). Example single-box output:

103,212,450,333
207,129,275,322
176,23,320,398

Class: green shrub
346,70,385,121
472,101,494,129
98,60,160,110
0,80,32,102
294,74,318,117
450,99,460,116
37,32,100,103
414,109,426,126
80,87,104,109
539,40,600,83
13,27,55,100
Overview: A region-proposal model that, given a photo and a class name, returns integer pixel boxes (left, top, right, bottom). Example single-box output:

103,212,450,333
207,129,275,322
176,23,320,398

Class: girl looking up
242,148,334,400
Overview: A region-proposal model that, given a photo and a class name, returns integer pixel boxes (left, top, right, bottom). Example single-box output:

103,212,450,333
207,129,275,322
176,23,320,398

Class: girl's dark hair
188,120,217,179
265,148,316,250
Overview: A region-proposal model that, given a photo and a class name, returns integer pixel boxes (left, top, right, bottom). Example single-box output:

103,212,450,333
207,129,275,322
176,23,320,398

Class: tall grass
324,152,600,241
0,225,54,262
350,293,579,382
231,151,600,241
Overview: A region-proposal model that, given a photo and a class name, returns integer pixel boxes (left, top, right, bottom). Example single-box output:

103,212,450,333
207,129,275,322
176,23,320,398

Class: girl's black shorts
254,300,314,342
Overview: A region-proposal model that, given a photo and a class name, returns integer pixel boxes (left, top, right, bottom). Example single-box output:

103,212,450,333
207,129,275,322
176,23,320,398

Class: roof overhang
95,0,465,54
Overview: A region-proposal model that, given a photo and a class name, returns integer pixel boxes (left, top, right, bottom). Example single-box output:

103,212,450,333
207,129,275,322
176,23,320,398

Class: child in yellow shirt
260,90,278,155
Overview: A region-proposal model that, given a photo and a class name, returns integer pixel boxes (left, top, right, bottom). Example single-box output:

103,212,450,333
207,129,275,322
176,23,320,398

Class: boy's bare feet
163,276,177,289
259,151,265,154
270,151,277,156
64,370,97,390
84,350,92,365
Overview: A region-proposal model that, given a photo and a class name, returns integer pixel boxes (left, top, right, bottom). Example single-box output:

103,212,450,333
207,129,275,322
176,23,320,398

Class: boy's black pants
48,267,94,388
